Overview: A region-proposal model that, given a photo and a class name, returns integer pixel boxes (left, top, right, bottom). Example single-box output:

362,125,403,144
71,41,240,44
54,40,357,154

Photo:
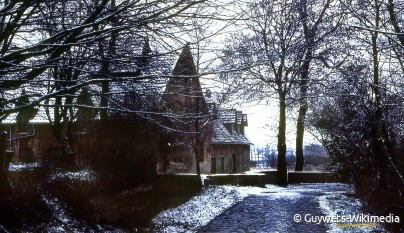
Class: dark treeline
252,144,329,170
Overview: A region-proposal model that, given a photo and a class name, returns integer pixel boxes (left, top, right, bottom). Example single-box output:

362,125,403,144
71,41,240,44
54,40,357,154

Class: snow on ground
152,184,389,233
36,194,126,232
151,185,285,232
318,192,387,232
6,164,388,232
50,169,96,182
8,162,42,171
152,186,251,232
41,195,76,228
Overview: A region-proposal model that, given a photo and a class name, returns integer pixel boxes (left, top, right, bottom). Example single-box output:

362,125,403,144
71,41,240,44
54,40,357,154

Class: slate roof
2,109,51,124
1,87,54,124
212,121,251,145
1,86,100,125
165,43,201,97
0,39,169,125
217,109,236,124
217,109,247,126
212,109,251,145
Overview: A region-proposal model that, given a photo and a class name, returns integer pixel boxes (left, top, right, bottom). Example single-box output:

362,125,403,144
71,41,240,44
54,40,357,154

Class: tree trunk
99,0,116,122
387,0,404,47
370,1,387,184
194,144,202,189
295,104,307,171
277,91,288,185
100,81,109,121
99,38,111,122
371,0,383,162
294,40,312,172
193,97,202,188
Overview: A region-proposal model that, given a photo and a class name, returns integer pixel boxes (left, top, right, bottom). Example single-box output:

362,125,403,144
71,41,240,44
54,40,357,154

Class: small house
211,109,251,173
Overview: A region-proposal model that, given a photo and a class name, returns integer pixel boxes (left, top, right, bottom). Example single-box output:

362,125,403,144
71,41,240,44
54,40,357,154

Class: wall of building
10,124,60,163
211,144,250,174
160,139,212,174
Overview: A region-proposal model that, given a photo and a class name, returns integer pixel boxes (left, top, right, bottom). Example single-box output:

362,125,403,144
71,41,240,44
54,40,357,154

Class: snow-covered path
153,184,388,233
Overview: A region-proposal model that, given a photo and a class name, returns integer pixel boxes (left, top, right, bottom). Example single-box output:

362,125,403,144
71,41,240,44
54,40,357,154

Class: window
213,157,226,173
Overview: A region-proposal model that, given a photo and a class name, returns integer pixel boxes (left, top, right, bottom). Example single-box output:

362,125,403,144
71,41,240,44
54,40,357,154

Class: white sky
236,102,320,149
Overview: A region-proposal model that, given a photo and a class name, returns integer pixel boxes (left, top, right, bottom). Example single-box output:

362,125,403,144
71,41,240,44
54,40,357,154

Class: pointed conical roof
172,43,197,76
16,89,38,126
16,89,29,106
134,37,152,76
142,37,152,56
77,87,94,107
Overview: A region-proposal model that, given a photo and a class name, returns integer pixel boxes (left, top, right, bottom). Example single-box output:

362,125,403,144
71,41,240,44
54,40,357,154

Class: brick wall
10,124,60,163
162,139,212,174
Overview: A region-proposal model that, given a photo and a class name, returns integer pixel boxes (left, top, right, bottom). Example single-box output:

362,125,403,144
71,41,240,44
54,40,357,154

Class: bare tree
0,0,210,118
293,0,344,171
306,0,403,229
218,0,343,183
0,0,217,159
219,0,307,185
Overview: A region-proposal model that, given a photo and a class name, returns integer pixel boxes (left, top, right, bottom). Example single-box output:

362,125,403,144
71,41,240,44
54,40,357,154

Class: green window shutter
216,158,221,173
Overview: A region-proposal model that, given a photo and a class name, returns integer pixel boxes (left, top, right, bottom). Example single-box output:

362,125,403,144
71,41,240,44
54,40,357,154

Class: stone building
211,109,251,174
160,43,213,174
1,43,251,175
0,88,96,164
159,43,251,174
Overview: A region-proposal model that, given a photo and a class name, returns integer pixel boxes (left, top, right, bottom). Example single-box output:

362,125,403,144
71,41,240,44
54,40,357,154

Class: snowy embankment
151,185,300,232
318,192,388,232
151,186,250,232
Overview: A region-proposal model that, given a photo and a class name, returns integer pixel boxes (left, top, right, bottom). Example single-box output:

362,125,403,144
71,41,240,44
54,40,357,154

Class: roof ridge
172,43,197,76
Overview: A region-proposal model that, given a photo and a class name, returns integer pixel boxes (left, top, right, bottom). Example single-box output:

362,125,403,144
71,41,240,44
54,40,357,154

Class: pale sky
239,102,320,149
